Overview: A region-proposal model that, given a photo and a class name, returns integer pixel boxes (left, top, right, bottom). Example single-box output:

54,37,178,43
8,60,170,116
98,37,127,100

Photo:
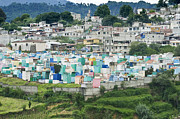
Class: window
173,43,175,45
116,46,117,49
124,46,127,49
15,44,17,46
26,43,28,46
98,32,100,34
103,32,106,34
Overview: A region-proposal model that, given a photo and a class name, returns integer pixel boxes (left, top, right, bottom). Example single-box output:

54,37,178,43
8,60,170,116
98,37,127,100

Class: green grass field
0,96,44,115
0,77,80,93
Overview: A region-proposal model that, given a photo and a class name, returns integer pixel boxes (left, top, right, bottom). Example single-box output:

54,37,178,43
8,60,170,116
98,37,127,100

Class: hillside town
1,1,180,118
0,4,179,86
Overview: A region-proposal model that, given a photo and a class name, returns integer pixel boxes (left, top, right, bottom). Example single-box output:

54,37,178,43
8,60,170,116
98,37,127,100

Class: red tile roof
146,60,154,64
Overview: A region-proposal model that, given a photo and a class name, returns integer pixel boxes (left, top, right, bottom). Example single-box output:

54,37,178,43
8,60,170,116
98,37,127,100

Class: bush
136,103,154,119
100,86,106,95
72,110,85,119
96,94,153,109
113,85,118,91
0,102,2,106
84,105,135,119
22,105,26,111
104,88,150,97
151,102,172,113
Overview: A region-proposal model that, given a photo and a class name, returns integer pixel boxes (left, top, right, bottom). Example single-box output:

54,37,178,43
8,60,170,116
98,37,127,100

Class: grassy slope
0,77,80,93
0,96,44,115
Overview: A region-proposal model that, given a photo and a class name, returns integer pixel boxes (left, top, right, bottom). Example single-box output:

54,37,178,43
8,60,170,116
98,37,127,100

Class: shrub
96,94,153,109
136,103,154,119
22,105,26,111
104,88,150,97
100,86,106,95
72,110,85,119
113,85,118,91
84,105,135,119
151,102,172,113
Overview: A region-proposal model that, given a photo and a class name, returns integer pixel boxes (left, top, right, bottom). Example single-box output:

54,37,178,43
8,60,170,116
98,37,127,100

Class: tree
135,103,154,119
157,0,167,8
129,42,148,56
54,64,61,73
159,45,175,53
94,5,110,18
149,73,176,100
20,13,30,21
113,85,118,91
76,44,85,50
90,47,93,52
139,9,151,23
169,0,180,5
113,22,122,27
120,5,133,18
149,43,160,52
0,8,6,24
60,11,73,23
102,15,122,26
174,45,180,56
149,9,155,13
11,13,34,26
127,12,135,26
36,12,60,24
150,15,165,24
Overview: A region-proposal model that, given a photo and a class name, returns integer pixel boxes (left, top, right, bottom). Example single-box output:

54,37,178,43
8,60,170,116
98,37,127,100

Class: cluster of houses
0,4,180,87
0,49,179,87
0,4,179,54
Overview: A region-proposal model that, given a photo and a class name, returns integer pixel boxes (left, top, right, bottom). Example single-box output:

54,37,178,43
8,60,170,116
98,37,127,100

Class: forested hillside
0,1,156,22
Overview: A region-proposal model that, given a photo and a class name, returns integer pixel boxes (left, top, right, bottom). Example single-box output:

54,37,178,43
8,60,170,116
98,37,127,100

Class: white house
11,40,46,52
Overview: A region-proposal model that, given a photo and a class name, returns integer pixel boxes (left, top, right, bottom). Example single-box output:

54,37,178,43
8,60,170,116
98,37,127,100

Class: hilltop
0,1,156,22
0,0,67,6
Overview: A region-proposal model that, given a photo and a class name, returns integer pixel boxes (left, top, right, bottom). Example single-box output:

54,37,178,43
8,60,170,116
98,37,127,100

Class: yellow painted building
151,27,161,33
83,39,102,45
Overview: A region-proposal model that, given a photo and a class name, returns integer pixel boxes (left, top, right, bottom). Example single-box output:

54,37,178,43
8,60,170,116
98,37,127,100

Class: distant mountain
0,0,67,6
0,1,156,22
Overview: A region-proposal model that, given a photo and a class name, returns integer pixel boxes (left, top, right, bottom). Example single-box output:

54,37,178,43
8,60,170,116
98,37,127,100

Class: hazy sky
68,0,158,5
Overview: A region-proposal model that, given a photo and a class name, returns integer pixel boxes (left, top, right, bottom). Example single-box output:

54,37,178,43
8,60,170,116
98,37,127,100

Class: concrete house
11,40,46,52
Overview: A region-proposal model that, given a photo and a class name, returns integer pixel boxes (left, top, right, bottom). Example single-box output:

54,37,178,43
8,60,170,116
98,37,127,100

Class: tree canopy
150,15,165,24
94,5,110,18
11,13,34,26
60,11,73,23
129,42,175,56
119,5,133,18
36,12,60,24
36,11,73,24
174,45,180,56
169,0,180,5
0,8,6,24
157,0,168,8
102,15,122,26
